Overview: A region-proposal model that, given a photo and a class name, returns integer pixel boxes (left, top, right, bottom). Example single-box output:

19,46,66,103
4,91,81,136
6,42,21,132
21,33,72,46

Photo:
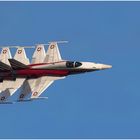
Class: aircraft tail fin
8,59,29,70
14,47,30,65
0,47,12,65
31,45,46,64
44,42,62,63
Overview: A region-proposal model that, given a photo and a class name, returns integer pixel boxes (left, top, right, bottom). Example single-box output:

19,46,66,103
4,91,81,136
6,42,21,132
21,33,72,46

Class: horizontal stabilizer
8,59,29,70
0,61,11,71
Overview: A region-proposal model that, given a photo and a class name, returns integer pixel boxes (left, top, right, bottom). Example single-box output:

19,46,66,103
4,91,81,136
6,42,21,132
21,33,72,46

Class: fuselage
0,61,112,80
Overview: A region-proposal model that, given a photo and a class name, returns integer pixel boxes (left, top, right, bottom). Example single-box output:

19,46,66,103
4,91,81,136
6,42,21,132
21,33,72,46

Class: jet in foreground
0,42,112,103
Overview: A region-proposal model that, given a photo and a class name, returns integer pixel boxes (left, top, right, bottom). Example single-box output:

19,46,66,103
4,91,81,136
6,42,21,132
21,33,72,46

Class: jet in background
0,47,29,102
0,45,44,103
0,42,112,103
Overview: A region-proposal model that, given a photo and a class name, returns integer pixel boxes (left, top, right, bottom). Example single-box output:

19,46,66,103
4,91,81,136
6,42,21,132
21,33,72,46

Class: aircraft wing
31,77,54,99
18,76,65,101
0,89,13,102
44,42,62,63
18,79,36,101
31,76,65,99
31,44,46,64
0,78,25,102
18,77,53,101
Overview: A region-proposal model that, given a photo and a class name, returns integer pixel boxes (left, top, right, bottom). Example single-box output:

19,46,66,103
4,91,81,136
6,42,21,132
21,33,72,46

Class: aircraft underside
0,68,98,81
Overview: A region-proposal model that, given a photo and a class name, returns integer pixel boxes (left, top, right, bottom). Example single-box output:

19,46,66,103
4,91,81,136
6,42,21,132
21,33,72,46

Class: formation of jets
0,41,112,104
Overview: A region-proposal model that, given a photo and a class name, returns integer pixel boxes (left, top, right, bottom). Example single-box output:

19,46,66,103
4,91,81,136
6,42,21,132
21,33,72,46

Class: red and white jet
0,42,112,103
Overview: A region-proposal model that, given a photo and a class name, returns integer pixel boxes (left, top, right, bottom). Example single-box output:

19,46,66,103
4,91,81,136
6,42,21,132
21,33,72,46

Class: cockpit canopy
66,61,82,68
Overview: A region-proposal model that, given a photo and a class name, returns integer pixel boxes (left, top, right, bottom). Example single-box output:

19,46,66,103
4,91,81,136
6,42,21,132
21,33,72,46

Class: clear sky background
0,1,139,139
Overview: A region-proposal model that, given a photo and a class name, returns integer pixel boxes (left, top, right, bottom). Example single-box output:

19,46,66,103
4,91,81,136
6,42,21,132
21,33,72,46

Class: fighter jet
0,42,112,103
0,47,29,103
18,44,46,101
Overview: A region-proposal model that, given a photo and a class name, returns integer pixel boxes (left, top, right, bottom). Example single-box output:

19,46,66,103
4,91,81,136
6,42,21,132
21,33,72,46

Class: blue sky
0,1,140,138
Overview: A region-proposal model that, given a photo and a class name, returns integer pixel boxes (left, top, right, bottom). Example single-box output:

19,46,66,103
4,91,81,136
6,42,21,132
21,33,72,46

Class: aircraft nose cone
102,64,112,69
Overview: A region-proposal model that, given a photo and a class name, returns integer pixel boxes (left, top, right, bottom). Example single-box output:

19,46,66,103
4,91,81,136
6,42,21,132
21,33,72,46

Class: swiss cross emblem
37,47,41,51
33,92,38,96
50,45,55,49
18,50,22,54
3,49,7,54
